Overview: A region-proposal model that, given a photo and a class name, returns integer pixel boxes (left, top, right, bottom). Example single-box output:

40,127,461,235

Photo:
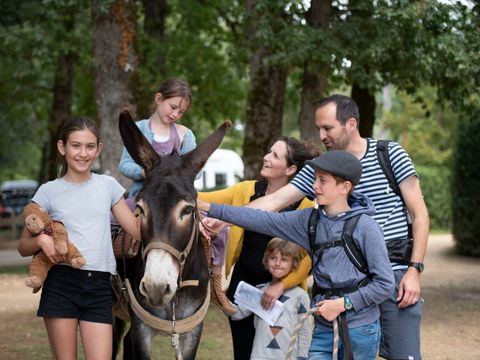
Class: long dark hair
57,117,100,177
275,136,321,179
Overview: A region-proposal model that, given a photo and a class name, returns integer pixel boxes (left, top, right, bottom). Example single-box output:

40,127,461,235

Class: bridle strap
141,211,200,289
143,242,184,262
123,278,210,334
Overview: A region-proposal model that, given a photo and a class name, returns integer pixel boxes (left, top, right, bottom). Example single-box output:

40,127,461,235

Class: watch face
344,295,353,310
418,263,425,272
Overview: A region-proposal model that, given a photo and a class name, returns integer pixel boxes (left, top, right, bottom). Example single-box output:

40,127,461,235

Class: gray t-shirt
32,173,125,273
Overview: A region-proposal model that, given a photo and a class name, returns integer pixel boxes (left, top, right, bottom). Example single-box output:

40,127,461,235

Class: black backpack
376,140,413,238
308,210,369,276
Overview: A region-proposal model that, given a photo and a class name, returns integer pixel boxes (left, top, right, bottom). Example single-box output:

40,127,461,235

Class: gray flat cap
307,150,362,185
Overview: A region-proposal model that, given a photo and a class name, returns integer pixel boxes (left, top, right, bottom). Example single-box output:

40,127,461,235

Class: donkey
113,109,231,360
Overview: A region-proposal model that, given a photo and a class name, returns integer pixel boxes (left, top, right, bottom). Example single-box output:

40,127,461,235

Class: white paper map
233,281,285,326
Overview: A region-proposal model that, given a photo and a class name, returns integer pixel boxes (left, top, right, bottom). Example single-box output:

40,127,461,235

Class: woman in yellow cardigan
198,136,319,360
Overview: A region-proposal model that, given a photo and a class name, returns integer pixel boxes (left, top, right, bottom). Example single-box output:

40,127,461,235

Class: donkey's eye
181,206,195,219
136,205,145,216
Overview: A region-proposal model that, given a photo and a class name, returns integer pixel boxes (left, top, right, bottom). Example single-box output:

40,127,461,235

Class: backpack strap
376,140,403,200
376,140,413,238
308,208,320,255
342,214,368,275
308,211,369,275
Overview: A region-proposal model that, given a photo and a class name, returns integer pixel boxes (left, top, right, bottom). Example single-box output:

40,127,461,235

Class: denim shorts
37,265,113,324
309,319,380,360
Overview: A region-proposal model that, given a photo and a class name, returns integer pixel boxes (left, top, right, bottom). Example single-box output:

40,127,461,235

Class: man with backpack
241,94,430,359
203,150,395,359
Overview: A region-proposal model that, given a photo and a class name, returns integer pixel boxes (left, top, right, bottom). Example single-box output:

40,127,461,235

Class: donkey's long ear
183,120,232,174
119,109,159,171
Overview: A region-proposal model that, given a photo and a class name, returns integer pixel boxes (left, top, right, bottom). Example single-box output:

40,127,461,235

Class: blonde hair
262,237,303,272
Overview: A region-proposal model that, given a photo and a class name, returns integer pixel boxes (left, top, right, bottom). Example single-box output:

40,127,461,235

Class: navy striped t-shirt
291,138,417,269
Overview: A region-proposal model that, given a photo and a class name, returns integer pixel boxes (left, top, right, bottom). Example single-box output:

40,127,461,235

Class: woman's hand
261,281,284,310
197,199,211,212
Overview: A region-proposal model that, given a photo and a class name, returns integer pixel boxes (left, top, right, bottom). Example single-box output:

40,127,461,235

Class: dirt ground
1,234,479,359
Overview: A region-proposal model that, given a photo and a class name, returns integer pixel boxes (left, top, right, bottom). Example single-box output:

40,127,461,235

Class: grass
0,264,28,275
0,305,233,360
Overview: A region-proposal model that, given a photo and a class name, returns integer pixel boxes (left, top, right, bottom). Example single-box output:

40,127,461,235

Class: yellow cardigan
198,180,313,290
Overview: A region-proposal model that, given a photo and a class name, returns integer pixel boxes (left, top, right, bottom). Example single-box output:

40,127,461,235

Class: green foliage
452,112,480,257
416,165,451,230
0,0,92,182
377,88,457,167
136,0,246,143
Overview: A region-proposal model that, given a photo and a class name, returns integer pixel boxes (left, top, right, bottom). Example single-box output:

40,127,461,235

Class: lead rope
332,318,339,360
284,307,340,360
171,300,183,360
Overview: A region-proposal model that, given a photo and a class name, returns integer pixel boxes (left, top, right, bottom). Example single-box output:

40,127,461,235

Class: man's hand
314,298,344,322
261,281,284,310
396,267,421,308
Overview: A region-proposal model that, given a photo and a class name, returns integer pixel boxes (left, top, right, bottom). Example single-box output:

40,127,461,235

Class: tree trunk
39,8,76,184
140,0,168,117
242,1,287,180
91,0,140,186
298,0,331,146
351,83,376,138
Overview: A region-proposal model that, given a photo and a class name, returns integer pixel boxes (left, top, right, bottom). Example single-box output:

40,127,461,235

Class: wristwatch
343,295,353,310
408,262,425,273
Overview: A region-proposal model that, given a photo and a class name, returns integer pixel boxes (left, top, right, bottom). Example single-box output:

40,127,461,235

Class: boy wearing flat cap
203,150,394,359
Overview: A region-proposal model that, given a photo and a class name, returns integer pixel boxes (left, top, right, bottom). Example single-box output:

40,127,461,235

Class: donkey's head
119,109,231,306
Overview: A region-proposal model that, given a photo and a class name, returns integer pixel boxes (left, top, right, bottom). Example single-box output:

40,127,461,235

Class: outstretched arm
246,183,305,212
397,175,429,308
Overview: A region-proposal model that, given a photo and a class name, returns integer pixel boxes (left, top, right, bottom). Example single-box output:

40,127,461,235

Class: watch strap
408,262,424,272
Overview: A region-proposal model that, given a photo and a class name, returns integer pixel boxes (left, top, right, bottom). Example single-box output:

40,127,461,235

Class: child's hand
314,298,345,322
261,281,284,310
37,234,65,264
199,216,228,240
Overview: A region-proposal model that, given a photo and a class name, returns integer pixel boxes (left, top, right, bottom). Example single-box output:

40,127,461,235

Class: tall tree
242,0,288,179
41,5,78,183
91,0,140,184
138,0,168,117
351,83,375,138
298,0,331,145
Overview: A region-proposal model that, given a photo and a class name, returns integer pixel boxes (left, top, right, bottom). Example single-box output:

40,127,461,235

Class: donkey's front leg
179,323,204,360
123,317,154,360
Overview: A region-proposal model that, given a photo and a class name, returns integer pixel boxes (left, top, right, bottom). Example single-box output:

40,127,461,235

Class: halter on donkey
113,109,231,360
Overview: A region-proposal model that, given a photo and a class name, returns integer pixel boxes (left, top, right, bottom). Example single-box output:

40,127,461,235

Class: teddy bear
23,202,86,293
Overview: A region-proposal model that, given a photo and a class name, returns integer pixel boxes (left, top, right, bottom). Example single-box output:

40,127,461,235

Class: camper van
194,149,244,191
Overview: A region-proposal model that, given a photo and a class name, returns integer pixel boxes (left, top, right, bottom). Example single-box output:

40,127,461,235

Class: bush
417,165,451,230
452,117,480,257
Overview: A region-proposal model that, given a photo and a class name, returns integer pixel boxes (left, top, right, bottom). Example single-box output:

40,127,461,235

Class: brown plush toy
23,202,86,293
